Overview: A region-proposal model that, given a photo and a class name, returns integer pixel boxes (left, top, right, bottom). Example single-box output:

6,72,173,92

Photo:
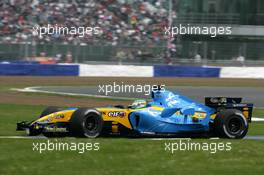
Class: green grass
248,108,264,135
0,104,264,175
0,138,264,175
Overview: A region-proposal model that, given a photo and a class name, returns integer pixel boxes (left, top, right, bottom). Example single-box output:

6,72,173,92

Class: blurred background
0,0,263,66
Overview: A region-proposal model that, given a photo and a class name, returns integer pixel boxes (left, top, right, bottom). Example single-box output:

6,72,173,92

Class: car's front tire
39,106,63,137
69,108,103,138
40,106,62,118
214,109,248,139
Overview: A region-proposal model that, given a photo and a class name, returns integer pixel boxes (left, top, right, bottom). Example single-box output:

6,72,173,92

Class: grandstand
0,0,263,65
176,0,264,64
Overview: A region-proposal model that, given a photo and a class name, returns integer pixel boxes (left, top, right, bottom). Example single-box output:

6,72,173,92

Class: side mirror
181,108,195,116
151,91,154,99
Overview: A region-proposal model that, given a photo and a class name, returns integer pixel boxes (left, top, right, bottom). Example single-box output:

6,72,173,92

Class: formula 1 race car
17,90,253,139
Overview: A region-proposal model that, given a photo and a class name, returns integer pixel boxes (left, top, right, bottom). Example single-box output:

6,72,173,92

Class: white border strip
79,64,153,77
220,67,264,79
252,117,264,122
12,87,137,101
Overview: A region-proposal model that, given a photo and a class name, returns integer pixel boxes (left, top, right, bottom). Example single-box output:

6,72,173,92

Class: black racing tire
40,106,62,137
69,108,103,138
214,109,248,139
40,106,62,118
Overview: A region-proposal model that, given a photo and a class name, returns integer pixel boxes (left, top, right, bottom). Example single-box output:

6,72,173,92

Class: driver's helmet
131,99,147,109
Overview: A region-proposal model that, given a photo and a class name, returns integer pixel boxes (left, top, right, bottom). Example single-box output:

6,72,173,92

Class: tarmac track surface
28,86,264,107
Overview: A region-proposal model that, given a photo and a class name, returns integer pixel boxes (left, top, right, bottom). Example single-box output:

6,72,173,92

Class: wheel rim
227,117,243,135
84,115,99,134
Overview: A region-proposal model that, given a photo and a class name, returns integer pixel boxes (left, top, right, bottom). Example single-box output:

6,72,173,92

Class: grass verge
0,104,263,175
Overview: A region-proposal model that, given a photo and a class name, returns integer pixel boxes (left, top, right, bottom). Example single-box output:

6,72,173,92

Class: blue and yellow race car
17,89,253,139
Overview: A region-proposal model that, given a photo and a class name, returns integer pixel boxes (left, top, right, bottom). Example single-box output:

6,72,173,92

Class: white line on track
141,138,191,140
11,87,136,101
252,117,264,122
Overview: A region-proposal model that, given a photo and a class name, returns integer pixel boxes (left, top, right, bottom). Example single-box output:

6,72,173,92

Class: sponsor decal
41,117,52,123
108,111,126,117
210,98,219,103
195,112,207,118
166,92,179,107
232,104,247,107
44,127,67,132
210,97,227,104
54,114,65,119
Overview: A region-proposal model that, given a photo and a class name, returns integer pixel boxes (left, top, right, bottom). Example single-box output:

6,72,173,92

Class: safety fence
1,41,264,64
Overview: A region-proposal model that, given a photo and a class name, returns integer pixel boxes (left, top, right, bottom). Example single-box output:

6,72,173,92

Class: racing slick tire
25,106,62,136
214,109,248,139
69,108,103,138
40,106,62,118
39,106,63,137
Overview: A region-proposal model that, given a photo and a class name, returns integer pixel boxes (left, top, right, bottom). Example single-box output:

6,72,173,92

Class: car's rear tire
69,108,103,138
40,106,62,137
214,109,248,139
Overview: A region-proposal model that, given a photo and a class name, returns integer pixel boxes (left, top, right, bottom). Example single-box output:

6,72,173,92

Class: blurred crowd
0,0,176,46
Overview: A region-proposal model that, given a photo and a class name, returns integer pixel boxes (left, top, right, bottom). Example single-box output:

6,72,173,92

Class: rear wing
205,97,253,122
